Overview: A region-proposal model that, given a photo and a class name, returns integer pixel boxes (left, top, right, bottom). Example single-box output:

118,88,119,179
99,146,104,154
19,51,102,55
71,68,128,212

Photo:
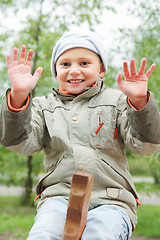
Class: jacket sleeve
118,91,160,155
0,89,45,155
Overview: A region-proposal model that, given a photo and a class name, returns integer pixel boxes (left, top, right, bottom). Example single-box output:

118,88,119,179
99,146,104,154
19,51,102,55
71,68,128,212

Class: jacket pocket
88,105,117,149
106,188,120,199
43,107,71,152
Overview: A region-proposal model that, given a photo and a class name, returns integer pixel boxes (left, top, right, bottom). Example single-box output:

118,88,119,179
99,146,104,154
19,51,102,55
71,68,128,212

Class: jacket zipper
34,155,65,201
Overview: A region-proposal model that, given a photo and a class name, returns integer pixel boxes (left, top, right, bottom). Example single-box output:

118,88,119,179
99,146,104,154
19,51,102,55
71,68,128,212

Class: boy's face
55,47,105,95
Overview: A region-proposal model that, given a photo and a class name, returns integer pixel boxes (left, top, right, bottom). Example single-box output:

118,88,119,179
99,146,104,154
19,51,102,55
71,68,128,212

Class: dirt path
1,177,160,206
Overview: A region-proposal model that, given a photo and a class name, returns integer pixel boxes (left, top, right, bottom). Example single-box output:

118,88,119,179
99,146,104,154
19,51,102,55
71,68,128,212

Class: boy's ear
99,63,106,78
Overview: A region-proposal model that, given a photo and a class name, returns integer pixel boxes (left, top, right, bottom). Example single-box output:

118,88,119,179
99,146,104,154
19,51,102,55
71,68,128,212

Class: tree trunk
24,155,33,205
24,0,44,205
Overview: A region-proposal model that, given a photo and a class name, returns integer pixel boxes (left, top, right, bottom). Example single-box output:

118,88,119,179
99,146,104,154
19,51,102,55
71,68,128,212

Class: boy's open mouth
67,79,84,83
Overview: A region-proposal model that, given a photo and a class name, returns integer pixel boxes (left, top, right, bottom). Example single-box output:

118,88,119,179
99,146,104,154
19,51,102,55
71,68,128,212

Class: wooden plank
61,172,94,240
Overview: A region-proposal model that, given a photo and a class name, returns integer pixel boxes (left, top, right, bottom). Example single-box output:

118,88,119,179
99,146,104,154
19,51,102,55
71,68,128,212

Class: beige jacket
1,79,160,228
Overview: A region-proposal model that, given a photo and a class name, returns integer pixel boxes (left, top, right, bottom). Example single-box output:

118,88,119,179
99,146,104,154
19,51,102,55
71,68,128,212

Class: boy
1,31,160,240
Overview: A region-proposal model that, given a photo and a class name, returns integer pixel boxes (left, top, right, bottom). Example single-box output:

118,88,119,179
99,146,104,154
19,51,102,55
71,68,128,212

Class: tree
116,0,160,102
117,0,160,184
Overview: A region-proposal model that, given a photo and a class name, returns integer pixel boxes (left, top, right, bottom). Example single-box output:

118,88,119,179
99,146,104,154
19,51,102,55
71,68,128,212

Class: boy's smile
55,47,105,94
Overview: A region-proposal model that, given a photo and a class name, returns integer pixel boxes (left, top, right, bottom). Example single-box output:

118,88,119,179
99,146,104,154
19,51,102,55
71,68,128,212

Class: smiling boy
56,47,105,95
1,31,160,240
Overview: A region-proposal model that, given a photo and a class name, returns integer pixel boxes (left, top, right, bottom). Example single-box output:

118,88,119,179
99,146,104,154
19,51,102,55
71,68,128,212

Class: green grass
0,196,160,239
0,196,36,240
132,205,160,238
134,182,160,193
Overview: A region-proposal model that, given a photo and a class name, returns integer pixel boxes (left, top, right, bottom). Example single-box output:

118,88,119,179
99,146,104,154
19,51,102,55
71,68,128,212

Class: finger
6,55,12,69
19,45,26,64
12,47,18,66
33,67,43,82
26,49,33,67
123,61,130,78
138,58,147,75
130,59,137,75
145,63,156,78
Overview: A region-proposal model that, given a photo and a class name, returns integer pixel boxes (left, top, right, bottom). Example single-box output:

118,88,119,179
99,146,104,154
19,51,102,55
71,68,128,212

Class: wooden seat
62,172,94,240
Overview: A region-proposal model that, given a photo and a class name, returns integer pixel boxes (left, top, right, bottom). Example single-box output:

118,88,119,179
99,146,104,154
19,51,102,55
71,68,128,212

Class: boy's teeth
70,80,82,83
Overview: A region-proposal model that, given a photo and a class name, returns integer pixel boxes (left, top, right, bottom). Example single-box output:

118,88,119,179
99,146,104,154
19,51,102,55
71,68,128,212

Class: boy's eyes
62,62,70,66
61,61,89,66
81,61,89,66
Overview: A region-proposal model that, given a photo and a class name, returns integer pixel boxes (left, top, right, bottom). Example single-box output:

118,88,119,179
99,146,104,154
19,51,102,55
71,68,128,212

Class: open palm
116,58,156,99
116,58,156,109
6,45,43,95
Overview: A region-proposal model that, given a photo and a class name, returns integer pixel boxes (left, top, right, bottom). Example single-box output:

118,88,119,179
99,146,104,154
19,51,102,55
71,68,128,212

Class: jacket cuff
127,92,150,111
7,89,30,112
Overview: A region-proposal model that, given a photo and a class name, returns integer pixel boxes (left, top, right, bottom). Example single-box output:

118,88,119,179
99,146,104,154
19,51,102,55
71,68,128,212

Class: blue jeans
27,196,132,240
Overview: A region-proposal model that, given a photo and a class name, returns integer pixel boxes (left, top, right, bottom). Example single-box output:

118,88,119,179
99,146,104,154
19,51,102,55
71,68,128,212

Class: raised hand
6,45,43,108
116,58,156,110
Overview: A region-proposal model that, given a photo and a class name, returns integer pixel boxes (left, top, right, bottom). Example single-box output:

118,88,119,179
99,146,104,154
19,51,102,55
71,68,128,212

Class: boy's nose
69,66,81,75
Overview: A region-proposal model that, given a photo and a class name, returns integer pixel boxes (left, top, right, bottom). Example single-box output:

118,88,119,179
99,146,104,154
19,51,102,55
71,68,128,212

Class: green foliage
149,151,160,184
13,15,61,95
127,1,160,185
133,205,160,238
134,182,160,193
0,0,114,98
128,154,151,177
0,0,13,7
0,30,14,103
128,152,160,184
117,0,160,105
0,145,44,186
0,196,160,239
104,64,119,88
115,0,160,186
0,196,36,239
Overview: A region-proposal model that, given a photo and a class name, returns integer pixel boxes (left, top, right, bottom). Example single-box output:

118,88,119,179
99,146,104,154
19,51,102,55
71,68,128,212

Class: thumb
116,73,124,89
33,67,43,83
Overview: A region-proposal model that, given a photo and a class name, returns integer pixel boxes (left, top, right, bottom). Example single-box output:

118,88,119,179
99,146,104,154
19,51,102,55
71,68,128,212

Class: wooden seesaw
61,172,94,240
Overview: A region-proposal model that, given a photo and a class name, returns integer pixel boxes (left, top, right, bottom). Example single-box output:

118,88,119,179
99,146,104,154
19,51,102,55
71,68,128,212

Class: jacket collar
52,78,104,101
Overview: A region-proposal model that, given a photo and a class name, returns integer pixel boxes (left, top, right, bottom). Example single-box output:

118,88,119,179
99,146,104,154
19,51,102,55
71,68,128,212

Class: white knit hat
51,31,107,79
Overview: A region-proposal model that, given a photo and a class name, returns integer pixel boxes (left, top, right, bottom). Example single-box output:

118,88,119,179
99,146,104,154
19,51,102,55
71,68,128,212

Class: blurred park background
0,0,160,239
